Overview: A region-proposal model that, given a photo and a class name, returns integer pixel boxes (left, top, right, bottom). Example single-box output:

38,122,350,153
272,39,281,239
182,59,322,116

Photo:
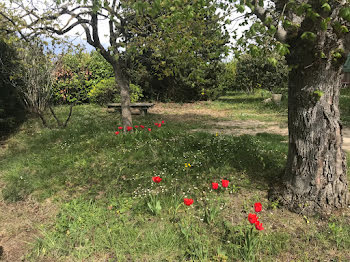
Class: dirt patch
192,119,288,137
0,195,57,261
149,102,232,119
343,128,350,152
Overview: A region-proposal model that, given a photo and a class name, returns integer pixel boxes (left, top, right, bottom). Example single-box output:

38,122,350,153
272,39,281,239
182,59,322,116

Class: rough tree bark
277,40,349,215
114,64,132,129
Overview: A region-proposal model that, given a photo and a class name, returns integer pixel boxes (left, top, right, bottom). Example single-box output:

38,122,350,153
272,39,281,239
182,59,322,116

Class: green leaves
320,18,331,31
321,3,331,12
276,42,290,56
339,7,350,22
300,32,317,42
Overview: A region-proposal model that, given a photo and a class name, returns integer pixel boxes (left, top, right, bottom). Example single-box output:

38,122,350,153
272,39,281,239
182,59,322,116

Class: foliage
88,78,143,105
87,77,119,105
234,54,289,93
0,38,25,137
129,83,144,103
124,0,230,102
217,60,237,94
53,51,93,104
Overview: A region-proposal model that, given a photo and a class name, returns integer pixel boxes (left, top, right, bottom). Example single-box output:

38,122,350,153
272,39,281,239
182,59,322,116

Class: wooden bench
107,103,155,115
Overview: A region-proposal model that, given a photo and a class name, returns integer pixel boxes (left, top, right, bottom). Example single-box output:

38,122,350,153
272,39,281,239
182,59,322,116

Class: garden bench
107,103,155,115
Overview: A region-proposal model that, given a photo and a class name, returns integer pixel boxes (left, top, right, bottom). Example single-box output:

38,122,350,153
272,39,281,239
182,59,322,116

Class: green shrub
234,54,288,93
88,77,118,105
88,78,144,105
130,83,144,102
217,60,237,93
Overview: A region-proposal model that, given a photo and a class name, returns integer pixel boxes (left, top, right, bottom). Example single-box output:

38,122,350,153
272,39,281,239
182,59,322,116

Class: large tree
1,0,229,129
233,0,350,214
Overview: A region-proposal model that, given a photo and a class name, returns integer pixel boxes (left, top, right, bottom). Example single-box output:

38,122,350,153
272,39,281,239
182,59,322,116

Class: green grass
1,91,350,261
340,87,350,127
209,90,288,124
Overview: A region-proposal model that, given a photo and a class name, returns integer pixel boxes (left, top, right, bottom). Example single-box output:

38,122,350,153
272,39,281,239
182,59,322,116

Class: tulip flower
115,131,120,135
254,202,262,213
248,213,258,224
212,182,219,190
255,221,264,231
221,179,229,188
184,198,194,206
152,176,162,183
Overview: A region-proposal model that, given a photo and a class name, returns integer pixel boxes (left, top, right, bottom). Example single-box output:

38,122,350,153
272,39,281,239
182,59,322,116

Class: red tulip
135,125,139,128
254,202,262,213
255,221,264,231
140,125,145,129
152,176,162,183
158,124,162,127
148,128,151,131
154,123,159,126
161,120,165,124
184,198,194,206
221,179,229,188
212,182,219,190
126,126,133,131
248,213,258,224
118,126,123,130
115,131,120,135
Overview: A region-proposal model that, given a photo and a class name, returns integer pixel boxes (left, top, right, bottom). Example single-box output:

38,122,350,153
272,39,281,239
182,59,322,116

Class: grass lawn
0,90,350,261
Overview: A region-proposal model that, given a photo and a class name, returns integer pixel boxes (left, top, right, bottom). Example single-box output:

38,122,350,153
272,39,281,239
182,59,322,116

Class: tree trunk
278,62,349,215
114,65,132,130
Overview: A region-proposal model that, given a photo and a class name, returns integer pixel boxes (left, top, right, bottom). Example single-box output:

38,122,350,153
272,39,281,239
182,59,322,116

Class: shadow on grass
1,105,288,201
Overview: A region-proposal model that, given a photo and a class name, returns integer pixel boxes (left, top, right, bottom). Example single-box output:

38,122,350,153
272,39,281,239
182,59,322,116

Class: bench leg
139,108,146,116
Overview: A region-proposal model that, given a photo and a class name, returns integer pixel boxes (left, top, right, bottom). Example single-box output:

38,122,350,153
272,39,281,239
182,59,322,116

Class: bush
88,77,118,105
88,78,143,105
234,54,288,93
216,60,237,95
130,83,144,102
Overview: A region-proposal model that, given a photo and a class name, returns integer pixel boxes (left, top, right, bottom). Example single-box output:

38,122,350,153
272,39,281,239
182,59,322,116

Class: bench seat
107,103,155,115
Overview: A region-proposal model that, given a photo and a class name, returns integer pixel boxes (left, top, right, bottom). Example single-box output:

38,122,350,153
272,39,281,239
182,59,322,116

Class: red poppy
255,221,264,231
248,213,258,224
148,128,151,131
254,202,262,213
184,198,194,206
158,124,162,127
221,179,229,188
161,120,165,124
212,182,219,190
115,131,120,135
127,126,133,131
140,125,145,129
135,125,139,128
152,176,162,183
118,126,123,130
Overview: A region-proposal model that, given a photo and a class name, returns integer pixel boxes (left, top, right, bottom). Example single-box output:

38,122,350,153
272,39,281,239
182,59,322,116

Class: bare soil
150,103,350,151
0,193,57,262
